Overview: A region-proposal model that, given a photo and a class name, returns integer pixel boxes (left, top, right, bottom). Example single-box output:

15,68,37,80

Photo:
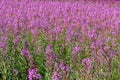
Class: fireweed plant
0,0,120,80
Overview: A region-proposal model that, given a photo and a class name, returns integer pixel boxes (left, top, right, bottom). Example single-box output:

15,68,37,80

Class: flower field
0,0,120,80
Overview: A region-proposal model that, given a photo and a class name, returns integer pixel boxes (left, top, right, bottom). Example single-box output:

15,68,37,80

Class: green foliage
0,35,120,80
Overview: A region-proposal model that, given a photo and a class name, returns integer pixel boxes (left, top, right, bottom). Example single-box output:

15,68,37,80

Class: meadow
0,0,120,80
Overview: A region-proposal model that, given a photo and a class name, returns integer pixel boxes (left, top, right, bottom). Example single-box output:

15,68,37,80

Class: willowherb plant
28,68,42,80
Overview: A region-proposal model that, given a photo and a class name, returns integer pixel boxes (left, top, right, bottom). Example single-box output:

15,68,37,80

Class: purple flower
46,44,57,67
72,46,82,55
109,51,116,58
13,35,21,45
91,39,104,49
82,58,93,70
31,28,38,36
82,58,91,64
52,71,63,80
0,42,7,48
28,68,42,80
21,48,30,57
0,36,8,48
104,45,110,50
46,44,53,54
59,62,70,71
46,53,57,66
0,36,8,41
13,69,18,75
49,54,57,60
79,37,84,43
36,46,43,53
88,29,97,39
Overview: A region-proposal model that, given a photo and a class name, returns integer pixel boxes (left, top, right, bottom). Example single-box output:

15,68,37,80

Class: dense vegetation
0,0,120,80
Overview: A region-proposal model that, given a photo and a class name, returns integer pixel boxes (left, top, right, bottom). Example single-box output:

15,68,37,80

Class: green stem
2,61,7,80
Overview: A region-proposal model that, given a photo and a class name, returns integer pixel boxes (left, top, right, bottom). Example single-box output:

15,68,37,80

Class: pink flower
21,48,30,57
72,46,82,55
82,58,93,70
46,44,53,54
109,51,116,58
52,71,63,80
28,68,42,80
13,35,21,45
0,36,8,48
13,69,18,75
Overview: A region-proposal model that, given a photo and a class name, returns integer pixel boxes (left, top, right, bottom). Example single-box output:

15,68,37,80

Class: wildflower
91,39,104,49
72,46,82,55
36,46,43,53
82,58,93,70
13,69,18,75
52,71,63,80
21,48,30,57
46,44,58,69
88,29,97,39
46,44,53,54
79,37,84,43
0,42,7,49
0,36,8,49
59,62,70,71
104,45,110,50
13,35,21,45
31,28,38,36
28,68,42,80
109,51,116,58
46,53,57,67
